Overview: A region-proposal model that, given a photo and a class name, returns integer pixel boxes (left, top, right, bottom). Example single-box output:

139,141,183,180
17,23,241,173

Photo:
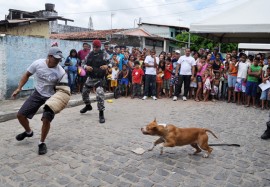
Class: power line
140,0,241,18
59,0,199,15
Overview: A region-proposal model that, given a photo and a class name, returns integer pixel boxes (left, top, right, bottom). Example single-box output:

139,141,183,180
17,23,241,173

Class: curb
0,93,114,123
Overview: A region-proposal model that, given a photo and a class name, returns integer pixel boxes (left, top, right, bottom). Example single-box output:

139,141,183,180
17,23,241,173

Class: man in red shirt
78,43,91,62
77,43,91,92
132,61,144,98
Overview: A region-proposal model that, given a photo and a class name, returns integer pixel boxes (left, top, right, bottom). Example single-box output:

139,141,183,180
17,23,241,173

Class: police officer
80,40,108,123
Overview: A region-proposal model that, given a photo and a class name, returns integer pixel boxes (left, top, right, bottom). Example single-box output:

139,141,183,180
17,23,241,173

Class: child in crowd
195,55,207,102
228,56,238,103
110,53,119,68
203,70,212,102
132,61,144,98
213,58,222,76
222,62,229,100
106,64,112,92
211,72,220,102
156,60,164,99
235,54,250,105
170,58,179,98
164,58,173,98
119,64,129,97
260,67,270,110
207,63,214,77
246,57,262,108
111,64,119,92
189,68,197,100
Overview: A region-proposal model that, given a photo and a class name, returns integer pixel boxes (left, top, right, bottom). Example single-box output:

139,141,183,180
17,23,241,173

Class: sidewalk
0,92,114,123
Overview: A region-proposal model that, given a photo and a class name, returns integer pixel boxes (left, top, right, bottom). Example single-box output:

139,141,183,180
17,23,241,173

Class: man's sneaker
182,96,187,101
173,96,177,101
261,130,270,140
261,122,270,140
38,143,47,155
152,96,157,100
80,104,92,113
16,131,33,141
142,96,147,100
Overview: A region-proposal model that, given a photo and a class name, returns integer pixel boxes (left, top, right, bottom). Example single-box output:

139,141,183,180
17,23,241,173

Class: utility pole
111,12,115,30
134,19,137,28
88,16,93,30
188,32,191,48
138,17,142,24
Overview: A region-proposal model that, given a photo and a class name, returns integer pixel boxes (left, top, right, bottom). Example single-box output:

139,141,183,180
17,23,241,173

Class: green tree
176,32,237,53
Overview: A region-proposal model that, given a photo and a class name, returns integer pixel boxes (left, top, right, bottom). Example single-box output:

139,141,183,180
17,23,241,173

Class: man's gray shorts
18,90,55,122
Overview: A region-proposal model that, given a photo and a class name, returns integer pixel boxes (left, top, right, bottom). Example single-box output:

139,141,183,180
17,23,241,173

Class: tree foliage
176,32,237,53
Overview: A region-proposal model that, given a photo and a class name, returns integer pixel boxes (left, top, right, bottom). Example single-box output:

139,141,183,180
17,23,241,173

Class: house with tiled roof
50,29,126,42
0,3,89,38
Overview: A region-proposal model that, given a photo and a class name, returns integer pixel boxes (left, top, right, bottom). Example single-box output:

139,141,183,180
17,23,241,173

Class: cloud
0,0,250,30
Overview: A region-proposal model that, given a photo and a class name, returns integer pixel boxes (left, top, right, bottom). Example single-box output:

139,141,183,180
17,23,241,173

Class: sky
0,0,249,30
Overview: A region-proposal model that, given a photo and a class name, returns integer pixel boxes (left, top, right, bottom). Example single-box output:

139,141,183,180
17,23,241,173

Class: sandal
245,105,250,108
195,98,200,102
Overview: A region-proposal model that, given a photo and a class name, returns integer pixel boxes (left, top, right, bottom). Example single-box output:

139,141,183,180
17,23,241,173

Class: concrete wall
0,35,84,100
0,22,50,38
0,41,7,100
111,35,142,47
50,22,90,34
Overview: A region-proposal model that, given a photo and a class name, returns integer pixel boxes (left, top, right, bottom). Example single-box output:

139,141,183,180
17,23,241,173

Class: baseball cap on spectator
51,41,58,47
175,50,181,54
93,39,102,48
48,47,63,59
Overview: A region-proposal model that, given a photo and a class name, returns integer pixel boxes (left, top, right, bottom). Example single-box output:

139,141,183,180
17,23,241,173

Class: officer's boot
99,111,105,123
261,121,270,140
80,104,92,114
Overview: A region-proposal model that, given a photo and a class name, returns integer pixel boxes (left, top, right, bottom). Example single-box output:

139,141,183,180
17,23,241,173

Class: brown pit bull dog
141,119,218,158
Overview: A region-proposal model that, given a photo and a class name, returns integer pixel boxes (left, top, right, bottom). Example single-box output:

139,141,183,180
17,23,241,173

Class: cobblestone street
0,98,270,187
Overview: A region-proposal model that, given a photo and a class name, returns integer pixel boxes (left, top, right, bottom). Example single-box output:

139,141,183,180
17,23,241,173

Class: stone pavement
0,97,270,186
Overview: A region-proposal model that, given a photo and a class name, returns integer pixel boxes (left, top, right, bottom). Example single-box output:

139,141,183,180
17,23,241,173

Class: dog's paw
202,153,209,158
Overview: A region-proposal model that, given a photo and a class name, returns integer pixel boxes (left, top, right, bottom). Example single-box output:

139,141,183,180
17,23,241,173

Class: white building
138,22,189,52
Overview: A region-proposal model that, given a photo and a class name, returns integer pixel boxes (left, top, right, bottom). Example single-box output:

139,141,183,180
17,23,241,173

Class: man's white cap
175,50,181,54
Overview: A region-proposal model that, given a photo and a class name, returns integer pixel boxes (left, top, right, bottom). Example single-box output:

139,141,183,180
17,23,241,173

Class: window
171,32,174,37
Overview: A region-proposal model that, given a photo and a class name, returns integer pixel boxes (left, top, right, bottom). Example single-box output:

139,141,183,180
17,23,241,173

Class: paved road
0,98,270,187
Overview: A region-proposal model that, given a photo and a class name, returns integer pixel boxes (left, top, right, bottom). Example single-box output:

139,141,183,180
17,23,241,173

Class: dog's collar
159,123,167,127
159,123,169,133
158,123,168,139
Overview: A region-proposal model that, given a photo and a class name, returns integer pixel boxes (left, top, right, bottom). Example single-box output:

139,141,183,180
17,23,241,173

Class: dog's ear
153,118,156,122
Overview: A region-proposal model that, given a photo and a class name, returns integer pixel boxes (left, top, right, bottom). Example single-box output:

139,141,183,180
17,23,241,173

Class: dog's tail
205,129,218,139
